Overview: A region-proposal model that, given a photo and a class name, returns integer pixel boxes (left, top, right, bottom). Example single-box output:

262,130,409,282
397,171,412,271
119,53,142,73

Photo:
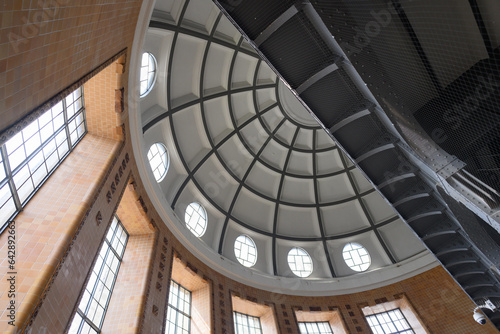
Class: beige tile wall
0,0,142,134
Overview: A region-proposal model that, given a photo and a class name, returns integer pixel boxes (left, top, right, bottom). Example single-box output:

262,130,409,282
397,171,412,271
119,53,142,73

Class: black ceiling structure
211,0,500,328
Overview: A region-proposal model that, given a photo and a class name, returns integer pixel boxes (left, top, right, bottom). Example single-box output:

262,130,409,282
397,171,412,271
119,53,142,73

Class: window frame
234,234,258,267
68,216,129,334
298,321,334,334
184,202,208,238
233,311,263,334
0,87,87,234
139,52,157,98
365,308,415,334
342,242,371,272
287,247,313,278
147,142,170,182
166,280,192,334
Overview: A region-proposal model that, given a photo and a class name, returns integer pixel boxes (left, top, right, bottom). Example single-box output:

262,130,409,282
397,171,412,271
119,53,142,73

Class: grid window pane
185,202,208,237
298,321,333,334
0,87,86,233
287,247,313,277
147,143,169,182
140,52,157,97
233,312,263,334
166,280,192,333
69,216,128,333
0,154,5,182
365,309,415,334
234,235,257,267
0,183,15,225
342,242,371,272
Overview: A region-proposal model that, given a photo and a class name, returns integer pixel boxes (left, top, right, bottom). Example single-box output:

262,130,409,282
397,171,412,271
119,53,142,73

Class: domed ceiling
133,0,436,294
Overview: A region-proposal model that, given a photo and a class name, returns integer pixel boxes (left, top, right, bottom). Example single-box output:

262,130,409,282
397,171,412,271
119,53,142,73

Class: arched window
234,235,257,267
342,242,371,272
287,247,313,278
139,52,157,97
147,143,169,182
185,202,208,237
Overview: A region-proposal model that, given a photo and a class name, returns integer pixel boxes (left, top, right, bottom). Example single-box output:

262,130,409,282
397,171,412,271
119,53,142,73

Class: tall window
298,322,333,334
68,216,128,334
233,312,263,334
365,309,415,334
0,87,87,233
166,280,192,334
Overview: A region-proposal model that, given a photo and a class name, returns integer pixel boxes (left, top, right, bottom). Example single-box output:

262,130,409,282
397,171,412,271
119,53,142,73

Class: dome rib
138,0,431,282
312,129,337,277
272,126,301,274
338,150,397,264
218,118,287,252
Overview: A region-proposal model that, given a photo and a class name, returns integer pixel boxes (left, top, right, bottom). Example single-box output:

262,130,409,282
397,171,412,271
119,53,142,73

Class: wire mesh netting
312,0,500,194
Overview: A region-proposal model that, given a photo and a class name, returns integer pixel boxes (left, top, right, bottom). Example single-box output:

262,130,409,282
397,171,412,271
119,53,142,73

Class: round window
147,143,169,182
234,235,257,267
185,202,208,237
287,247,313,277
342,242,371,272
139,52,157,97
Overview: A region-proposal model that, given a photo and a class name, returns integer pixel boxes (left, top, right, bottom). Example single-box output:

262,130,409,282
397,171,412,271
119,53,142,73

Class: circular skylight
147,143,169,182
185,202,208,237
343,242,371,272
287,247,313,278
234,235,257,267
140,52,157,97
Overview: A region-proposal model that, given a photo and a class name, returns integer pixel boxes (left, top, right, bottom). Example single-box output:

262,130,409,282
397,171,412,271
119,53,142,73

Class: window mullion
81,244,111,319
1,145,22,211
77,309,101,334
81,88,88,136
175,292,180,334
8,126,66,177
105,239,123,261
62,97,73,152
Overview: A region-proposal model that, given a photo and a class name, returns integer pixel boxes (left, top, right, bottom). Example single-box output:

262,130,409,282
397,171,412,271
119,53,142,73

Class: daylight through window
233,312,263,334
234,235,257,267
139,52,157,97
166,280,192,334
342,242,371,272
298,322,333,334
366,309,415,334
0,87,86,233
185,202,208,237
68,216,128,334
287,247,313,278
147,142,169,182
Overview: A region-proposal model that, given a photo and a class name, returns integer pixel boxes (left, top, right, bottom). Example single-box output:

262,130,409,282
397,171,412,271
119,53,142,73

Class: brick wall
0,134,121,333
0,0,142,134
83,59,124,141
0,47,131,333
101,233,156,334
101,179,157,334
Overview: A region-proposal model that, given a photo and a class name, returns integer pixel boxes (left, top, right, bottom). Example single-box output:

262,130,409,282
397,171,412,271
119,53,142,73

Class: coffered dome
130,0,436,295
